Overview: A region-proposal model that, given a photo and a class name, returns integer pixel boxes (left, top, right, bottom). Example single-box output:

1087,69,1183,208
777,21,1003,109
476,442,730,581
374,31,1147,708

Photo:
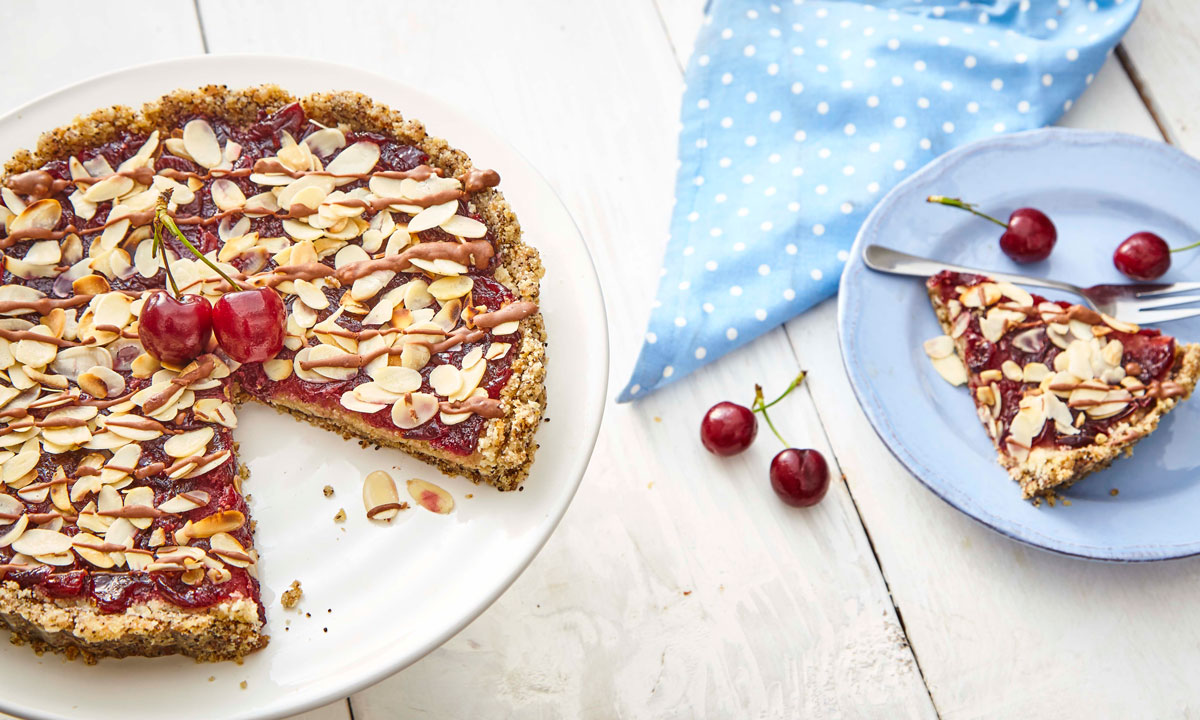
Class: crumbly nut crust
928,285,1200,498
0,580,264,662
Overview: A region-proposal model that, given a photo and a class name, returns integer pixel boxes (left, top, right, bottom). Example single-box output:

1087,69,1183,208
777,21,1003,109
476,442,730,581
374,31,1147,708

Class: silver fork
863,245,1200,325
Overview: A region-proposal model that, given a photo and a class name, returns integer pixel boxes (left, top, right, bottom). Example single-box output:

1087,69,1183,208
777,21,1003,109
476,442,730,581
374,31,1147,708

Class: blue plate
839,128,1200,561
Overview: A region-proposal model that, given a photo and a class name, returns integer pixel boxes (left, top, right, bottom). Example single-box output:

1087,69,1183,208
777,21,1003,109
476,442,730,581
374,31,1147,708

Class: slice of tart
925,270,1200,498
0,85,546,661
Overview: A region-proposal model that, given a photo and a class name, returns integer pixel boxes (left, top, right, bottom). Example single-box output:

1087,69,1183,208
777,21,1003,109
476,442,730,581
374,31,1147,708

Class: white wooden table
2,2,1199,717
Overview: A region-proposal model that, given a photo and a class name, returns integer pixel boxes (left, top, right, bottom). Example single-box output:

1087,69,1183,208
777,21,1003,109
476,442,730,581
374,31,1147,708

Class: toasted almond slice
2,446,40,487
922,335,955,359
0,514,28,548
164,427,214,459
485,342,511,361
429,364,462,397
303,127,347,156
428,276,474,303
183,119,223,169
210,179,246,212
12,528,72,556
400,343,431,371
407,200,459,234
450,358,487,401
407,479,454,514
440,214,488,239
308,344,357,381
325,142,380,184
363,470,402,521
188,509,245,538
71,532,116,569
489,319,520,336
83,175,135,203
263,358,293,382
182,450,231,479
122,486,156,530
340,392,388,414
374,366,422,394
351,270,395,302
210,532,253,568
930,354,968,386
295,279,330,310
1102,313,1139,334
391,393,439,430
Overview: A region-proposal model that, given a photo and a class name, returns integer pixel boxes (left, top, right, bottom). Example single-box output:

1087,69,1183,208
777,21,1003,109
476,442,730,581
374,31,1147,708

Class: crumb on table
334,508,346,523
240,681,248,690
323,485,334,497
281,580,303,609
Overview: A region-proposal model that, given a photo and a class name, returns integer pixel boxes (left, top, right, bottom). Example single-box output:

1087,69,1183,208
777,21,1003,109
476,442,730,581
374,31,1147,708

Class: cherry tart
0,86,546,661
924,270,1200,499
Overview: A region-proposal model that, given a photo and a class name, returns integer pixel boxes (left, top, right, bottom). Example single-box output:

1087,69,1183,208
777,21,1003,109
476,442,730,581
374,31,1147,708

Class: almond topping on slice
407,479,454,514
363,470,403,521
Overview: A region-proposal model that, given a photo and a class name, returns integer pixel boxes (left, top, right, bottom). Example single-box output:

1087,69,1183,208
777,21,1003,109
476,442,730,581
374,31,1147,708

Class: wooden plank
782,55,1198,719
1120,0,1200,149
195,0,935,716
0,0,206,112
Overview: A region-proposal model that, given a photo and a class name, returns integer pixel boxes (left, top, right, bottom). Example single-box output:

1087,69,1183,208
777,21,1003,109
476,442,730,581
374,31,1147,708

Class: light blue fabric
619,0,1141,402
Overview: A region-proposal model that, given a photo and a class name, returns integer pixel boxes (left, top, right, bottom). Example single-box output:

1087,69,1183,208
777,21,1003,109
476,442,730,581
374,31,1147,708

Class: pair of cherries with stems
700,372,831,507
928,195,1199,281
139,191,286,366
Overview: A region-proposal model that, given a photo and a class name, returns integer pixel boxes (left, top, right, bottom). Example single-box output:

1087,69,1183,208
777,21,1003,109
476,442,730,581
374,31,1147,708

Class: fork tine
1135,282,1200,298
1132,307,1200,324
1131,295,1200,311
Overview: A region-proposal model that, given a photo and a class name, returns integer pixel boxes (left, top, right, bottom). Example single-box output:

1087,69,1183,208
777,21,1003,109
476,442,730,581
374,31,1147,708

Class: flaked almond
12,528,72,556
263,358,293,381
429,364,462,397
407,479,454,514
427,276,473,302
1001,360,1024,382
0,514,28,548
922,335,954,360
158,490,210,514
363,470,402,521
374,366,422,394
163,427,214,459
930,354,968,386
187,510,245,538
209,532,253,568
391,392,438,429
182,119,223,169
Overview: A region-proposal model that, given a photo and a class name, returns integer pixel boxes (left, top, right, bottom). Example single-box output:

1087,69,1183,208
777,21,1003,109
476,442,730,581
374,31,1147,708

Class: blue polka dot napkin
619,0,1141,402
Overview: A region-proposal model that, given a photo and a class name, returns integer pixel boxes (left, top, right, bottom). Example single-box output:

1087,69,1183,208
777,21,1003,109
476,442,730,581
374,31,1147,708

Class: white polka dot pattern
619,0,1139,402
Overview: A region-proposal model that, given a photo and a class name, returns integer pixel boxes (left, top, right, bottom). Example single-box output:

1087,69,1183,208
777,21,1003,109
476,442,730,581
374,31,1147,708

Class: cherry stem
154,191,244,292
1170,239,1200,254
751,371,806,447
152,192,181,297
926,195,1008,229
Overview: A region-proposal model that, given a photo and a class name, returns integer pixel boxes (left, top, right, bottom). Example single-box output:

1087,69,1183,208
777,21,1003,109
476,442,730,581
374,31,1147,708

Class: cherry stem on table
926,195,1008,229
154,190,245,292
1170,239,1200,253
751,371,806,447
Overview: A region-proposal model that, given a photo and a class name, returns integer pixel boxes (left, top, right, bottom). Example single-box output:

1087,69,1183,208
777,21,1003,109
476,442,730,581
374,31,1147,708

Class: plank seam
781,325,943,719
1115,43,1174,144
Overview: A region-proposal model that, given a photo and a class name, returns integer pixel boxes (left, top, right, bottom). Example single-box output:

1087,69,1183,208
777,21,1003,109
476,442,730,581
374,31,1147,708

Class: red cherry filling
212,288,286,364
1113,232,1171,281
139,291,213,366
700,402,758,456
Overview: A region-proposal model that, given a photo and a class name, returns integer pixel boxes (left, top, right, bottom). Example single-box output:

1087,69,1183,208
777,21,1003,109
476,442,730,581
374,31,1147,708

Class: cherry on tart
212,289,286,363
1113,231,1171,281
0,87,546,662
927,196,1057,263
138,291,213,366
924,270,1200,498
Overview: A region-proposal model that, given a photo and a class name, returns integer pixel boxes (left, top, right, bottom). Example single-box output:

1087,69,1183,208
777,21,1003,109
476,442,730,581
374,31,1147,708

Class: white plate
0,55,607,720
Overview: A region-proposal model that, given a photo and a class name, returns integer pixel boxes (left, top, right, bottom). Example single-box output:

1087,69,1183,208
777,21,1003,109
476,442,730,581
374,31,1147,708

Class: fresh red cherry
1113,231,1171,281
927,196,1056,263
999,208,1056,263
138,292,212,366
769,449,830,507
212,288,286,363
700,401,758,456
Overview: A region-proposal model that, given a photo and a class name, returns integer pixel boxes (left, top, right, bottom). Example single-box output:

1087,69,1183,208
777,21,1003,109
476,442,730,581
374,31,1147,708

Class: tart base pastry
926,270,1200,498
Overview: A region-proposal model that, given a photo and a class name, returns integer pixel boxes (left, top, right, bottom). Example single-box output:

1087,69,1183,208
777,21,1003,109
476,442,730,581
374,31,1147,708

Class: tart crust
0,85,546,660
928,284,1200,498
